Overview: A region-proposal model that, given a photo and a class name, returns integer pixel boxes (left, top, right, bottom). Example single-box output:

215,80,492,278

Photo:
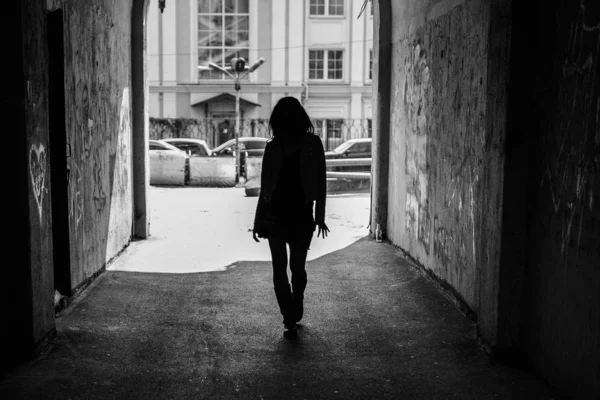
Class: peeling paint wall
62,1,134,289
387,0,490,311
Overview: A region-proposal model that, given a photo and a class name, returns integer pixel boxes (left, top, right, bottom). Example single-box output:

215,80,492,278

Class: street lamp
198,57,266,186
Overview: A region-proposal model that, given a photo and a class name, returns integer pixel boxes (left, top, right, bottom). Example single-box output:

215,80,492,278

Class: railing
149,117,271,148
150,117,372,150
312,118,372,151
326,158,371,179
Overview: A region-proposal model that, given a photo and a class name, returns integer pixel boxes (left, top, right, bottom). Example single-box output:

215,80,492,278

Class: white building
147,0,374,126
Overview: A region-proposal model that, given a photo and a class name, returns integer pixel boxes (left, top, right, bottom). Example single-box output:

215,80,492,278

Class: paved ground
0,188,557,399
108,187,371,273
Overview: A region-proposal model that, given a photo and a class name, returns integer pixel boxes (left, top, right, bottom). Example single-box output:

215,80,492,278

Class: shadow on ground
0,238,556,399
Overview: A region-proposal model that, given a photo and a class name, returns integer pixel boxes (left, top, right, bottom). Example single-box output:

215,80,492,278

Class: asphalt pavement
0,188,557,399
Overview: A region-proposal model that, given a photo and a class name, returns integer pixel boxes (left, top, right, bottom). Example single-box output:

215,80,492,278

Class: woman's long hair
269,96,314,138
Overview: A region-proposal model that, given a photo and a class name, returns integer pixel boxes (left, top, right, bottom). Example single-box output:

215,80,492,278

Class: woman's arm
253,142,271,233
314,136,327,224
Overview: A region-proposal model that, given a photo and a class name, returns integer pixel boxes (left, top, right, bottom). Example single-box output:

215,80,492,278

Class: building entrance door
212,113,236,146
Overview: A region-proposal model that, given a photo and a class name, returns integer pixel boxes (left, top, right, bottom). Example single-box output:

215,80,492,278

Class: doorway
47,9,72,296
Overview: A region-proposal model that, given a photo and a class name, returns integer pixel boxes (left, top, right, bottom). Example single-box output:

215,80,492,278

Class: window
310,0,344,16
367,118,372,138
326,119,343,138
198,0,249,80
243,140,267,150
353,142,371,154
369,50,373,80
309,50,343,80
313,119,343,139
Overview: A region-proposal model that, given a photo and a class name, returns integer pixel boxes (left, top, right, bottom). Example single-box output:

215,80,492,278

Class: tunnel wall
507,1,600,397
10,0,136,363
59,0,135,289
386,0,492,313
18,0,57,356
381,0,599,397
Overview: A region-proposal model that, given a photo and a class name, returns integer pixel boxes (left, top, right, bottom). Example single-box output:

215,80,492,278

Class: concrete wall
62,0,135,290
6,0,137,371
505,1,600,397
386,0,491,312
378,0,599,397
18,0,56,358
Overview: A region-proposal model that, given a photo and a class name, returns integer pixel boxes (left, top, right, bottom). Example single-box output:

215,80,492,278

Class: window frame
368,49,373,81
197,0,250,81
309,0,345,18
308,49,345,81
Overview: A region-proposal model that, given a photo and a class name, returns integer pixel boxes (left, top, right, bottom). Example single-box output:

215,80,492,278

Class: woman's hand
317,222,330,238
252,229,260,243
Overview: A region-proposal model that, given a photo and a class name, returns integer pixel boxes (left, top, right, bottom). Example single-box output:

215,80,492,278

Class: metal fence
150,117,372,150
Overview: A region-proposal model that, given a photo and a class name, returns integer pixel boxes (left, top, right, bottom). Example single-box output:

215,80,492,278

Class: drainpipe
158,6,164,116
370,0,392,240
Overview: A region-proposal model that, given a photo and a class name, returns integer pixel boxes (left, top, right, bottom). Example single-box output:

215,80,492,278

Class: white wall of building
148,0,372,121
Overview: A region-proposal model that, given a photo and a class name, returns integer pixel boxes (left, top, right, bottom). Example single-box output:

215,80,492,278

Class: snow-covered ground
108,187,371,273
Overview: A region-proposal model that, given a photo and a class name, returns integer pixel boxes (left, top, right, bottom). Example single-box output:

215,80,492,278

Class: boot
292,293,304,323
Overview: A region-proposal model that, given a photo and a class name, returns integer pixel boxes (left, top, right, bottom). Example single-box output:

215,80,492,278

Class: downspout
370,0,392,239
158,7,164,116
301,0,307,104
348,0,353,85
285,0,290,95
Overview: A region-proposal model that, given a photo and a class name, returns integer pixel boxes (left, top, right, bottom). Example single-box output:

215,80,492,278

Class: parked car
211,137,269,178
324,138,372,172
161,138,211,157
148,140,187,185
211,137,269,158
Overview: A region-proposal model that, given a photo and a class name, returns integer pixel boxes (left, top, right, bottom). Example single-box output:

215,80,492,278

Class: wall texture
62,0,134,289
387,0,491,312
380,0,599,397
20,0,56,354
511,0,600,397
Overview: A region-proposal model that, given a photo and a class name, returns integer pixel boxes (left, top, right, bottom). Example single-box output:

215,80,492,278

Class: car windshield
212,139,266,153
165,140,209,156
149,141,181,151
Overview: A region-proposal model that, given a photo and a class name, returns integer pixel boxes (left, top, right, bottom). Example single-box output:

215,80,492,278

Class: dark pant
268,236,311,325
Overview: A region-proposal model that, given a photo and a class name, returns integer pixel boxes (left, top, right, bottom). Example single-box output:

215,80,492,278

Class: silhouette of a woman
253,96,329,339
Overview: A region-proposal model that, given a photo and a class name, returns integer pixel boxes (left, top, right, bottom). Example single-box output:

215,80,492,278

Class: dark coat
253,133,326,233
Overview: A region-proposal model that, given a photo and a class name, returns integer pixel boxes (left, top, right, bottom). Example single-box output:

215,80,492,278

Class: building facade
147,0,374,125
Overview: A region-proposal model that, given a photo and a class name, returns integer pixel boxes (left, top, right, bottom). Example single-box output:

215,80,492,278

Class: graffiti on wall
70,162,83,231
539,0,599,261
403,41,432,253
432,162,479,268
29,143,47,223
